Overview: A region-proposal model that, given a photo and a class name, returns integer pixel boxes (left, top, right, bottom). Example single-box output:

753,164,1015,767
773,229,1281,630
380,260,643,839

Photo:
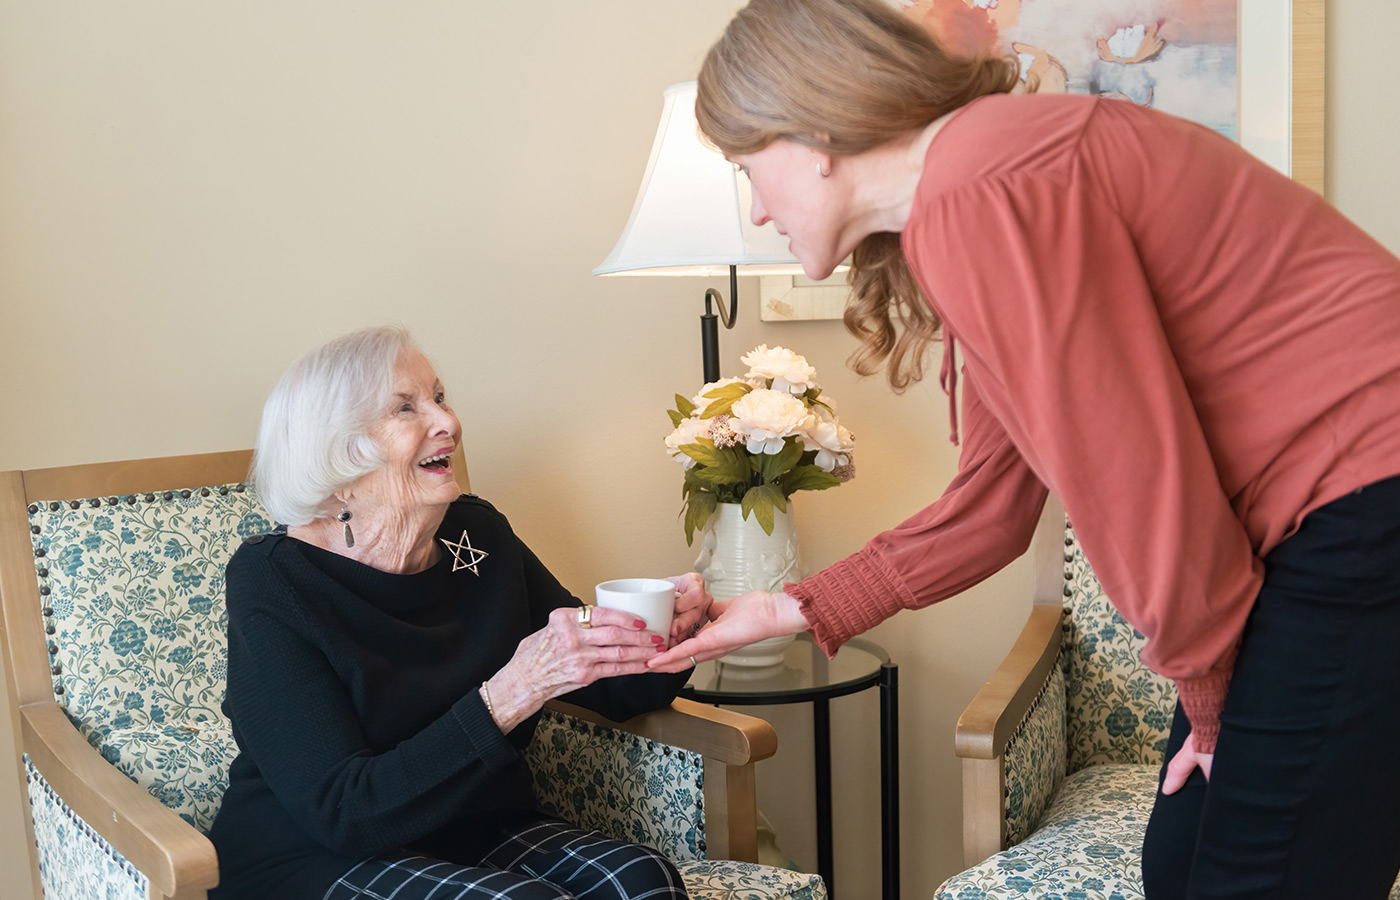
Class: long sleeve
514,538,691,722
907,163,1264,751
222,553,517,858
788,371,1048,654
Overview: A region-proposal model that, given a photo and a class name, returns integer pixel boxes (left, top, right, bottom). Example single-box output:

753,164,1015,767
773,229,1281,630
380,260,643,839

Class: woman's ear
811,133,834,178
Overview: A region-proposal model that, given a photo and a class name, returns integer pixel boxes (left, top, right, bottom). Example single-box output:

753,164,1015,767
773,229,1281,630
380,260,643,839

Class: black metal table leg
879,662,900,900
814,695,834,897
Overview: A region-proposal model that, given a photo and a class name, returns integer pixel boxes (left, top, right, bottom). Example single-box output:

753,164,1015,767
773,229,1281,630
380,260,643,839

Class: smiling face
732,138,848,280
347,349,462,516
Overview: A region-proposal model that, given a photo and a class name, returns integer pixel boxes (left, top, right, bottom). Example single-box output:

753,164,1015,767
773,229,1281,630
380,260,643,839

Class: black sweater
208,495,688,900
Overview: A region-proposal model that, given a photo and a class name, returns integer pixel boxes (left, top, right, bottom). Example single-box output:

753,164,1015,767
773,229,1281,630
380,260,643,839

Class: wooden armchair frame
953,495,1067,868
0,450,776,900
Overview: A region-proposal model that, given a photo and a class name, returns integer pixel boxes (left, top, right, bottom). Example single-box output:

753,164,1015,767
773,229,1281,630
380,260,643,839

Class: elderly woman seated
208,326,707,900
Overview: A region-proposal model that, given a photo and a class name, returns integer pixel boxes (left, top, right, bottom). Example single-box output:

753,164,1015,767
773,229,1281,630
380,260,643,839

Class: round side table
680,633,899,900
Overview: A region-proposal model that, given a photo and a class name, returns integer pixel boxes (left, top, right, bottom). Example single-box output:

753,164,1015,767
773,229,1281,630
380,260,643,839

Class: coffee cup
594,578,677,643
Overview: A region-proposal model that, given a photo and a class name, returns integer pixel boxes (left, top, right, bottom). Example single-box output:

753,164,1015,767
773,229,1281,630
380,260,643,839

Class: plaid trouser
323,819,689,900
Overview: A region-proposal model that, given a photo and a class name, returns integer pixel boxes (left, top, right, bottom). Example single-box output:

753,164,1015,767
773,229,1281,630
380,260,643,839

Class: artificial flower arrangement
665,345,855,545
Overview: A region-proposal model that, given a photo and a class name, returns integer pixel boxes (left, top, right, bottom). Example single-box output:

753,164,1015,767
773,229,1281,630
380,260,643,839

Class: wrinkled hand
1161,731,1214,795
647,590,809,673
666,572,712,647
487,605,662,732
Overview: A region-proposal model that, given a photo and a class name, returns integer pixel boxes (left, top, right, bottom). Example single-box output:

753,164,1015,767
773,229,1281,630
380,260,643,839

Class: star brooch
441,529,489,575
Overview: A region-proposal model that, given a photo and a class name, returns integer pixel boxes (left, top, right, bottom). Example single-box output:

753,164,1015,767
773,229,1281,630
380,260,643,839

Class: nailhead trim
27,481,253,705
24,756,147,886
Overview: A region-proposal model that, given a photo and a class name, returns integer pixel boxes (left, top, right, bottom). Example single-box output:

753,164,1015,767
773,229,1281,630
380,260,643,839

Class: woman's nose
432,407,460,438
750,191,769,226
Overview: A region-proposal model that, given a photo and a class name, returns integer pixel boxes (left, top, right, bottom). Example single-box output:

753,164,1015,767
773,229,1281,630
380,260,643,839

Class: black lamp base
699,265,739,384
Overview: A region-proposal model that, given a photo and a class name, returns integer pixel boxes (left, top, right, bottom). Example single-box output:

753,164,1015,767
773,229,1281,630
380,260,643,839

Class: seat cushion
676,860,826,900
937,763,1157,899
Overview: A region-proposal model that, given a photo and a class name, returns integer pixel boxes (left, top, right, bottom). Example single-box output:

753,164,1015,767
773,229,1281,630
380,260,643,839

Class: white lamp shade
593,82,806,277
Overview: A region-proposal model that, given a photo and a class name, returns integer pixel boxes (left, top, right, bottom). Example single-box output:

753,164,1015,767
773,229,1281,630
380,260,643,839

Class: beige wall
1,2,1396,899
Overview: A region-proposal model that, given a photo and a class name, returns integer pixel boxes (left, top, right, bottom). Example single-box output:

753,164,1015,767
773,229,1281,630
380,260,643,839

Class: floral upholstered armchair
936,497,1400,899
0,450,825,900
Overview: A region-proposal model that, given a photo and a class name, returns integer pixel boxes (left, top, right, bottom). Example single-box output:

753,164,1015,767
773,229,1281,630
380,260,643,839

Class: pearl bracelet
479,681,497,725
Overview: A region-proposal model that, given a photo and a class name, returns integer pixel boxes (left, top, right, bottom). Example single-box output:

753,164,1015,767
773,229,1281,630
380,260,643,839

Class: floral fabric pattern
675,859,827,900
27,483,264,832
936,763,1158,900
1002,665,1067,845
1062,524,1176,772
525,707,706,863
26,753,149,900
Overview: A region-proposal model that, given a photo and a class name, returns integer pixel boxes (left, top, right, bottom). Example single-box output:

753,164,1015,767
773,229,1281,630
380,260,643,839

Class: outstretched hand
647,590,809,673
1161,731,1213,794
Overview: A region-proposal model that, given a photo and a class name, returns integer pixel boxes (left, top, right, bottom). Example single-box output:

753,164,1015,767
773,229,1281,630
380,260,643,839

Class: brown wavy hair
696,0,1018,391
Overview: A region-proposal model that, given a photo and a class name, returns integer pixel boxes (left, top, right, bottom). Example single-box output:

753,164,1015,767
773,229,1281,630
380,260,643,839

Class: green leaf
683,491,718,546
740,483,786,535
699,382,754,418
780,464,842,495
691,461,749,487
675,393,696,417
681,439,750,486
802,387,834,414
756,437,803,483
678,438,724,467
668,409,684,428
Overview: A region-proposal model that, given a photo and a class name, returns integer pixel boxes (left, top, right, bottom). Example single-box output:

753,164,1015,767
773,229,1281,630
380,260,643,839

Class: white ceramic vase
693,501,801,667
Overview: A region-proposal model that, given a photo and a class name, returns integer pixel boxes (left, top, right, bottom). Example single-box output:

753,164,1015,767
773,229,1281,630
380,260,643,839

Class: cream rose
801,406,855,471
689,376,758,414
664,416,712,469
740,344,818,395
729,388,813,455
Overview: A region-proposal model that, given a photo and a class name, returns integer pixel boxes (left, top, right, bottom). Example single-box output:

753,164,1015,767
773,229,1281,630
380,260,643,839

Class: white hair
252,326,418,525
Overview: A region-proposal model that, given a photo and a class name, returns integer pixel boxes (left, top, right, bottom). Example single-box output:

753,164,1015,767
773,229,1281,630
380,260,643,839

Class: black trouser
1142,474,1400,899
323,819,688,900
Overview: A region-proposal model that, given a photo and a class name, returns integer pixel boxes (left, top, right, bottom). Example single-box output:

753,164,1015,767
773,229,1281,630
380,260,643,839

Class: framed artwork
759,0,1324,322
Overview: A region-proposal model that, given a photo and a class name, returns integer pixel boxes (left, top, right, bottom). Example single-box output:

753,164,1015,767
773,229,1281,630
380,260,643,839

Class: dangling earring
337,507,355,548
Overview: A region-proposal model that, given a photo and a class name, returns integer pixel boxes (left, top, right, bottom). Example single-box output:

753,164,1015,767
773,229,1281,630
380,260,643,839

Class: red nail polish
634,619,646,628
652,635,664,644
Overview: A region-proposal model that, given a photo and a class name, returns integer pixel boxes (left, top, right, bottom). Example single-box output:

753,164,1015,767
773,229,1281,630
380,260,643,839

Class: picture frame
759,0,1325,322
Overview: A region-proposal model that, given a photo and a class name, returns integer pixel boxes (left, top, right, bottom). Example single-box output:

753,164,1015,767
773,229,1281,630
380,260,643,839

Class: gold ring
577,605,592,628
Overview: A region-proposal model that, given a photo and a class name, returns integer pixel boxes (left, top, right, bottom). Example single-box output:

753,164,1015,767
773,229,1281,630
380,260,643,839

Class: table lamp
593,81,806,383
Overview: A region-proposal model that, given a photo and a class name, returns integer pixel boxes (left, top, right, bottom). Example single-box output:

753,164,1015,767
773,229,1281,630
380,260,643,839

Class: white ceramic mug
594,578,677,642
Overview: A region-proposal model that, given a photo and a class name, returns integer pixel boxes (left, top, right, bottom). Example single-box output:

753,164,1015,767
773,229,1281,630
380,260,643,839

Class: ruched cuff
1173,649,1237,755
785,550,919,657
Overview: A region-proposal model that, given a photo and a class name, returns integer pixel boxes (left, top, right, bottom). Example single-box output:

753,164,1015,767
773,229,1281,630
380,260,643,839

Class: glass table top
681,632,890,702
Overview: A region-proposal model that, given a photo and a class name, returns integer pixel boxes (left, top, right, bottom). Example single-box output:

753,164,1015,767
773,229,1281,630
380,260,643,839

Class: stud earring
817,161,830,178
337,507,354,548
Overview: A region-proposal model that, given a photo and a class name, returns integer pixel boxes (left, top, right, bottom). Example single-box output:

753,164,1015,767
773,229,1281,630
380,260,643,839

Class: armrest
955,604,1063,760
20,702,218,898
545,698,776,862
545,698,777,766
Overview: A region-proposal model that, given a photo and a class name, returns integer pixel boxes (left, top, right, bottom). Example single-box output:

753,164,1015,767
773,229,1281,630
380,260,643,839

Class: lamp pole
700,265,740,384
